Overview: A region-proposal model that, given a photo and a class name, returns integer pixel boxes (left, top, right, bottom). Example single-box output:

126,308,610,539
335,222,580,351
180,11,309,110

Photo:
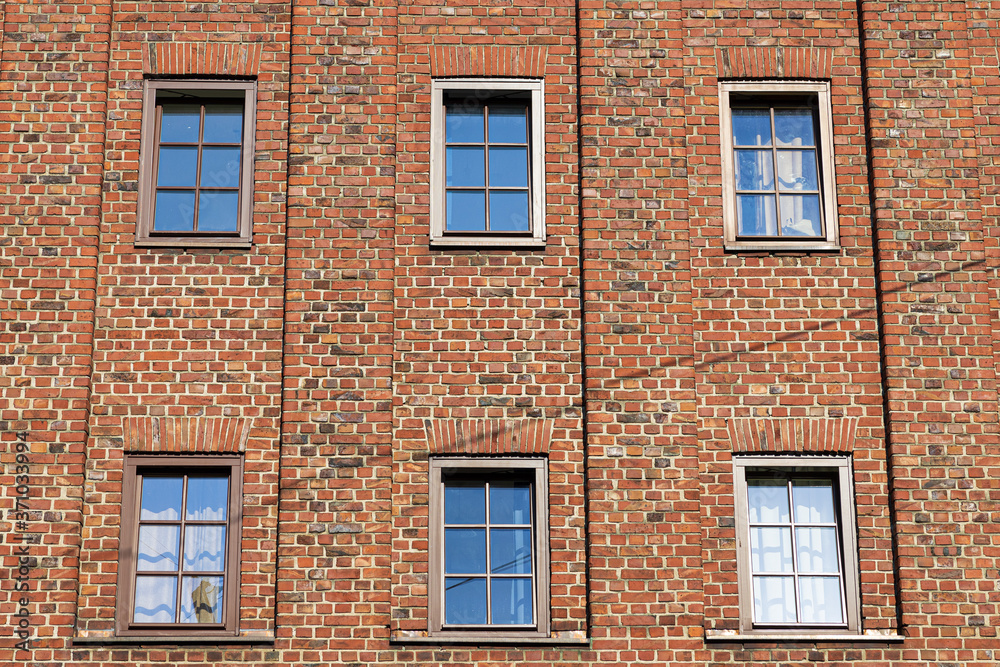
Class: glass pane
156,147,198,187
140,476,183,520
753,576,796,623
750,527,793,573
488,104,528,144
792,479,837,523
490,528,532,575
446,105,484,143
153,191,196,232
491,578,533,625
444,577,487,625
200,147,242,189
489,191,530,232
488,147,529,188
490,483,532,524
732,108,772,146
446,191,486,231
133,575,178,623
197,191,240,232
774,108,816,147
180,575,224,624
799,576,844,624
183,525,226,571
735,149,774,191
737,194,777,236
776,149,818,191
747,479,789,523
778,194,822,237
202,104,244,143
796,527,841,573
137,525,180,572
160,104,201,143
446,146,485,187
444,528,486,574
444,482,486,524
186,476,228,521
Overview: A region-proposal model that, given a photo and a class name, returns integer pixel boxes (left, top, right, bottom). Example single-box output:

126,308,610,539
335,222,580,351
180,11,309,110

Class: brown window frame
137,79,256,248
116,455,243,637
428,457,550,639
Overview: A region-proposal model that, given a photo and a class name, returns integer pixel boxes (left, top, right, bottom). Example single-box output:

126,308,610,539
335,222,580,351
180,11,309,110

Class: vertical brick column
579,0,702,659
0,0,109,659
861,0,1000,653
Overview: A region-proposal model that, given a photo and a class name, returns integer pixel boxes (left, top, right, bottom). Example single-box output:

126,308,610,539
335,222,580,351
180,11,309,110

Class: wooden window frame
116,455,243,637
429,78,546,248
733,456,861,636
719,81,839,251
137,79,256,248
428,457,550,639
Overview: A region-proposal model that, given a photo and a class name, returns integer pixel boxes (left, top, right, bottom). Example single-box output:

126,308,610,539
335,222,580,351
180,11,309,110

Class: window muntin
429,458,549,637
138,80,255,247
430,79,545,247
117,456,242,636
720,81,838,251
734,457,860,634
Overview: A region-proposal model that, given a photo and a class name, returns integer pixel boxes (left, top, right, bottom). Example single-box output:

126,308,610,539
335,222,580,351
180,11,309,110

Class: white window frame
430,79,546,248
733,456,861,636
428,457,550,639
719,81,839,251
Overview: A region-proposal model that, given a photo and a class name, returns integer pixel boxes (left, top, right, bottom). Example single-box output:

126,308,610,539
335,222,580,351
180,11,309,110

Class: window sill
430,235,547,249
724,240,840,253
390,630,588,646
135,238,253,250
704,629,904,643
72,633,275,646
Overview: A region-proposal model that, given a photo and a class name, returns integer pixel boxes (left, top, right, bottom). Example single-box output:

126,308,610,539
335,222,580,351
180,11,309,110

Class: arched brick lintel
429,45,547,78
425,419,552,455
716,47,833,80
144,43,263,77
728,418,857,454
124,417,250,453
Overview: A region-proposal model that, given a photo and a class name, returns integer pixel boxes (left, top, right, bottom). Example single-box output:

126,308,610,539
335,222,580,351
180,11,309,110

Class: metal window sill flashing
705,629,904,643
390,630,589,646
72,633,275,646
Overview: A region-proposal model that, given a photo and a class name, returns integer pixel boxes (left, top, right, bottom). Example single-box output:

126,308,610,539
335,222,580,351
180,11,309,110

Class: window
733,456,860,635
429,458,549,637
430,79,546,247
137,80,256,247
719,81,839,251
116,456,242,636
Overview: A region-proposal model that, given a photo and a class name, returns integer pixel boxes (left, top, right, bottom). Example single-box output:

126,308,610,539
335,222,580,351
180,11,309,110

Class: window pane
444,577,487,625
792,479,837,523
732,108,772,146
180,575,224,624
156,147,199,187
489,483,532,524
747,479,789,523
444,482,486,524
160,104,201,143
776,149,818,191
796,526,841,573
778,194,822,237
137,525,180,572
133,575,177,623
799,576,844,624
186,477,228,521
140,476,183,520
200,147,242,189
444,528,486,574
446,146,485,187
183,525,226,571
489,192,530,232
491,577,533,625
735,149,774,191
490,528,532,575
197,191,240,232
737,194,777,236
153,191,196,232
488,104,528,144
446,105,484,143
446,191,486,231
774,108,816,147
750,526,793,573
752,576,796,623
202,104,244,143
488,147,529,188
